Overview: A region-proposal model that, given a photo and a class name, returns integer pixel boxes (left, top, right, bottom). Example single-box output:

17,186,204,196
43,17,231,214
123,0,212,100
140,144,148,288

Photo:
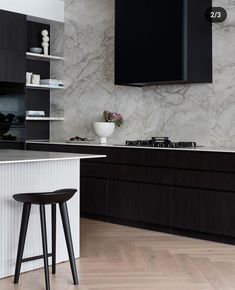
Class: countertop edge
26,141,235,154
0,155,107,164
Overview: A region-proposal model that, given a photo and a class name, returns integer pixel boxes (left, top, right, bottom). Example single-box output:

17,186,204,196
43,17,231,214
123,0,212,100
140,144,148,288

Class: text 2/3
206,7,227,23
211,11,222,19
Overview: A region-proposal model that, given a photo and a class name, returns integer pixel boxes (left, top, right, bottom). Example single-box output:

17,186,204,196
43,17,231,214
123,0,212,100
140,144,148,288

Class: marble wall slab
51,0,235,146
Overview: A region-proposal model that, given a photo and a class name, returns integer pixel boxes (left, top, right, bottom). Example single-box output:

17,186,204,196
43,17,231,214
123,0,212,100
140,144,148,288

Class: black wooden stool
13,188,79,290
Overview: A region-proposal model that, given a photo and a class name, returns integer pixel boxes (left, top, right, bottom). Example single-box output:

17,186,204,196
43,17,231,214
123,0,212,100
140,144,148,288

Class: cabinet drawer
173,151,235,172
0,49,26,83
108,180,173,225
82,161,174,185
0,10,26,51
173,169,235,192
171,188,235,237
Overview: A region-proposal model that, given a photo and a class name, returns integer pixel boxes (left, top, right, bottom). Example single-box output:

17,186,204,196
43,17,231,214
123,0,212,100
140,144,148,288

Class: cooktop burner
126,137,197,148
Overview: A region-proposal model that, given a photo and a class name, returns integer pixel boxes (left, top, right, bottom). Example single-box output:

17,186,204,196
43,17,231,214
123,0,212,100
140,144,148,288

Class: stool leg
51,204,56,274
14,203,31,284
40,204,50,290
59,202,79,285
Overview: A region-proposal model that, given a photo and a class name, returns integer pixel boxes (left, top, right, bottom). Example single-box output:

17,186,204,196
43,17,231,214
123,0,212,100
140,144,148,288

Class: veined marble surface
50,0,235,147
0,150,105,164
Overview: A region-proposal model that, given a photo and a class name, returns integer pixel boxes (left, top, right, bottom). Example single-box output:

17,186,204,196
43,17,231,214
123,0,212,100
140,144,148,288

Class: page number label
206,7,227,23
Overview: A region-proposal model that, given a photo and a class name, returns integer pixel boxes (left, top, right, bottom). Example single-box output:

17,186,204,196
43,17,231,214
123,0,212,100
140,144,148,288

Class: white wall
0,0,64,23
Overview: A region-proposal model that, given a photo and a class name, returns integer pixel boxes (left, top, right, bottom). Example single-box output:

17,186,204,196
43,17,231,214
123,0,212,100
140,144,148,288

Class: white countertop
26,140,235,154
0,149,106,164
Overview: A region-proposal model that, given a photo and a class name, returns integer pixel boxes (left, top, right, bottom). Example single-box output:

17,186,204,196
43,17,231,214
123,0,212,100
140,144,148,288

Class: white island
0,150,106,279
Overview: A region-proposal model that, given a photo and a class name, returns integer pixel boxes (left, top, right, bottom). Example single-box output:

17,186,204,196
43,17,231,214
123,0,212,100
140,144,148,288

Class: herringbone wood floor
1,218,235,290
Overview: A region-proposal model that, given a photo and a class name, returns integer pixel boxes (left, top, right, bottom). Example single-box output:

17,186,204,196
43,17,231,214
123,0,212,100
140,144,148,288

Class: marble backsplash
50,0,235,147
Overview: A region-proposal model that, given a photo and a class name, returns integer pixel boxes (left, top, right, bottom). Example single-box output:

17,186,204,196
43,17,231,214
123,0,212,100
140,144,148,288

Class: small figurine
41,30,49,56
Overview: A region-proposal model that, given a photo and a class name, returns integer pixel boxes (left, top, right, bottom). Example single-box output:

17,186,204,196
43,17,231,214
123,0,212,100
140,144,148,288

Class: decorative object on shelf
41,30,49,56
68,136,94,143
103,111,124,127
40,79,64,87
29,47,42,54
1,134,17,141
0,113,11,137
0,113,20,141
26,110,45,117
26,72,33,84
31,74,40,85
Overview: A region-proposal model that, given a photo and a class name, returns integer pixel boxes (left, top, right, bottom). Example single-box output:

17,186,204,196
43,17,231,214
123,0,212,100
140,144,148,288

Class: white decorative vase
93,122,115,144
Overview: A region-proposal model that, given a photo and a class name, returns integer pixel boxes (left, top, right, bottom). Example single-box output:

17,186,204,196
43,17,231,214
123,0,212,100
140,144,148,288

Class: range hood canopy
115,0,212,87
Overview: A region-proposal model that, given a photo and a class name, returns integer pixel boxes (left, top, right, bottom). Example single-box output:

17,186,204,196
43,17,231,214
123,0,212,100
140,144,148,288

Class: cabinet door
108,180,173,225
0,10,26,51
80,177,108,216
0,49,26,83
171,187,235,237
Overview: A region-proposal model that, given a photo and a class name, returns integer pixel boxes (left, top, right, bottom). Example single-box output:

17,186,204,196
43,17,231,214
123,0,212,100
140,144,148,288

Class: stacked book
26,111,45,117
40,79,64,88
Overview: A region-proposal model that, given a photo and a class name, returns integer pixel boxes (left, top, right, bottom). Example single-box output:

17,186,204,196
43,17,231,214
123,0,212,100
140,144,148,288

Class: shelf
26,84,65,90
0,139,25,143
26,117,64,121
26,52,64,61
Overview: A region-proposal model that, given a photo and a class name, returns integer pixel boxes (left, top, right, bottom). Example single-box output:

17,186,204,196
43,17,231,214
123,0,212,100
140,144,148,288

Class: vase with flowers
93,111,124,144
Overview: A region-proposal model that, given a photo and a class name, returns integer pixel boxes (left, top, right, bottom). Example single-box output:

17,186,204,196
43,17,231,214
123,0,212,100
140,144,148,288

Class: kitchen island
0,149,105,279
27,141,235,245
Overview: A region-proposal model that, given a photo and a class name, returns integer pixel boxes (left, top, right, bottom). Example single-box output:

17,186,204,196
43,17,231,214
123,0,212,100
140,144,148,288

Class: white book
40,79,64,86
26,110,45,117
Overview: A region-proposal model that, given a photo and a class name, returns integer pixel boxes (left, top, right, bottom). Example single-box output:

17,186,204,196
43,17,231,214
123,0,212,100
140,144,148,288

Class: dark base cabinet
108,181,173,226
27,143,235,244
81,177,108,216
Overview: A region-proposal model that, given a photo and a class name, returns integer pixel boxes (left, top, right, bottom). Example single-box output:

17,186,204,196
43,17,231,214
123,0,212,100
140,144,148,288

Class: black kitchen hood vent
115,0,212,87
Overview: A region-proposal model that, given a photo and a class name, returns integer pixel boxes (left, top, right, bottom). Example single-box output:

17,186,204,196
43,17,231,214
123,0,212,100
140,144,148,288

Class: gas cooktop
126,137,197,148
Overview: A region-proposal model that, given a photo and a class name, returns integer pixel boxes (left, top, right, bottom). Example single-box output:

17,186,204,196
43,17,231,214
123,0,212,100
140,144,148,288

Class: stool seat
13,189,77,205
13,188,79,290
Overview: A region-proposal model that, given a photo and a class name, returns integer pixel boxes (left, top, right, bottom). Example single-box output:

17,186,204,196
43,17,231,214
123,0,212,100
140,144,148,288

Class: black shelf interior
26,21,50,140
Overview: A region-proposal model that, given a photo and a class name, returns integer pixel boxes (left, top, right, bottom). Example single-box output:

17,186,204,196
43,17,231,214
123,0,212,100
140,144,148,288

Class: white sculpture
41,30,49,56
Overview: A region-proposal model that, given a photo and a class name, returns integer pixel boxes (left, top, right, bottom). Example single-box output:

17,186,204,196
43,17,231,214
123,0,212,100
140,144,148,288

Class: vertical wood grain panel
0,159,80,278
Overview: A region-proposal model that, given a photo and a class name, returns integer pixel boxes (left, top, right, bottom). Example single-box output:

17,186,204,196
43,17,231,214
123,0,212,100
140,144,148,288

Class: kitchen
0,0,235,289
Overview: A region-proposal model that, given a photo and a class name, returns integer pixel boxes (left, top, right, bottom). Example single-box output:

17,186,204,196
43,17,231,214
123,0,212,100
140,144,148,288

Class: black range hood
115,0,212,87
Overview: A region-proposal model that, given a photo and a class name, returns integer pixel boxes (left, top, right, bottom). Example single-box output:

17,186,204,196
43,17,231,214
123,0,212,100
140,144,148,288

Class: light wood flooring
1,218,235,290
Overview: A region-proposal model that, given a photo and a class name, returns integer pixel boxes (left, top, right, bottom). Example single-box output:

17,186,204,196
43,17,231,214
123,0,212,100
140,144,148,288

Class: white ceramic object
26,72,33,84
41,30,49,56
29,47,42,54
31,74,40,85
93,122,115,144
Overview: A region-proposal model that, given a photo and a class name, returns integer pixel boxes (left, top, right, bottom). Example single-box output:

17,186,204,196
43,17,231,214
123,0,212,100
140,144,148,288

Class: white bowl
93,122,115,144
30,47,43,54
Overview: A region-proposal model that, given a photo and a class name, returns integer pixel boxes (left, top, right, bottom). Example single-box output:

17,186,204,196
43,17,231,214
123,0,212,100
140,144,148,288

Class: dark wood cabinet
171,188,235,238
0,10,26,52
0,49,26,83
0,10,26,83
108,181,173,225
81,177,108,216
26,142,235,243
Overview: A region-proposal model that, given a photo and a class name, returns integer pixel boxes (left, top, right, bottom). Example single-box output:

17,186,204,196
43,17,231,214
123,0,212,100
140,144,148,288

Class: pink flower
103,111,123,127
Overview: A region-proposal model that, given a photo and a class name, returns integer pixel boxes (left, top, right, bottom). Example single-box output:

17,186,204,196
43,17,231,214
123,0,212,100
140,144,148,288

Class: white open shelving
26,52,64,61
26,84,65,90
26,117,64,121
